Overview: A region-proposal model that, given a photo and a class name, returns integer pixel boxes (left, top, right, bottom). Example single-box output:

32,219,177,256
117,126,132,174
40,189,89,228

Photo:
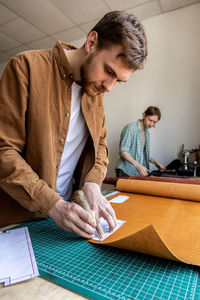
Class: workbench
0,222,86,300
1,184,200,300
0,187,115,300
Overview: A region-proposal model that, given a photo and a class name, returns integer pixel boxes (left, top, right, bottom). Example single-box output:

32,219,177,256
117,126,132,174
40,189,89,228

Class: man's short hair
144,106,161,120
90,11,148,71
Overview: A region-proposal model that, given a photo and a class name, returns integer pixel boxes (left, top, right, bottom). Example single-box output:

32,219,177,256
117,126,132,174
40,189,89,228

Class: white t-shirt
56,82,88,200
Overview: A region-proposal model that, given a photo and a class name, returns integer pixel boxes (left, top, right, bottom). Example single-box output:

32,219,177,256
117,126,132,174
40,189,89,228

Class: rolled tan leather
90,178,200,266
116,178,200,201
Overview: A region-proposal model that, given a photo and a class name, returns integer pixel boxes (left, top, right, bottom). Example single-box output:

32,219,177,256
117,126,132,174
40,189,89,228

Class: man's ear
85,31,98,54
142,112,146,119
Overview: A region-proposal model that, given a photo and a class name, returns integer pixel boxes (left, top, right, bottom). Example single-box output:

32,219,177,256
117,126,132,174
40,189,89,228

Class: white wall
104,3,200,176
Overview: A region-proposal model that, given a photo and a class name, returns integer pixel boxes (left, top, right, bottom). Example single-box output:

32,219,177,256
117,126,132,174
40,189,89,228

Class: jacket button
65,113,70,118
60,138,65,143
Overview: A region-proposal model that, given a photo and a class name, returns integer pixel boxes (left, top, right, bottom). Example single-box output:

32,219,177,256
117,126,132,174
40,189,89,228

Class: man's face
143,115,159,129
79,46,133,97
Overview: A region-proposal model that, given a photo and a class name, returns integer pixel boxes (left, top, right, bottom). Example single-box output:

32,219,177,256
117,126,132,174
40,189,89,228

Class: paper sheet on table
109,195,129,203
92,218,126,241
0,227,39,286
104,191,120,198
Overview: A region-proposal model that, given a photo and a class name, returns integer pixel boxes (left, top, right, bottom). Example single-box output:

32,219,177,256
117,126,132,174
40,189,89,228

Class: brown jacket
0,41,108,226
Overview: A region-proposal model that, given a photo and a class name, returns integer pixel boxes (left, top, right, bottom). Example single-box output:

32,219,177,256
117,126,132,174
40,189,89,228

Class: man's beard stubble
78,55,105,96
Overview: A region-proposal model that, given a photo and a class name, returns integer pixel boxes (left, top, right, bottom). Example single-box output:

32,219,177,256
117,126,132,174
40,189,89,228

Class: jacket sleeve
0,57,61,217
84,114,109,186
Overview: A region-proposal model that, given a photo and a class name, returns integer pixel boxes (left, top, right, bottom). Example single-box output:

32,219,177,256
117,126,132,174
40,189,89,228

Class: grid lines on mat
17,219,200,300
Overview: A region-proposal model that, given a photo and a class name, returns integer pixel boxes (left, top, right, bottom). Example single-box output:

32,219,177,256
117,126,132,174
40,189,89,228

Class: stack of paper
0,227,39,286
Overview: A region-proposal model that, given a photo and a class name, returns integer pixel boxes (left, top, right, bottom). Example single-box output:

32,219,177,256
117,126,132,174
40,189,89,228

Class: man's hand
150,157,166,171
155,162,166,170
83,182,117,239
48,199,96,239
121,151,149,176
135,162,149,176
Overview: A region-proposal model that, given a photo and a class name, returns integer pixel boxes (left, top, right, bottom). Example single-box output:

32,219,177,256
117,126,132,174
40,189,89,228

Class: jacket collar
53,40,75,83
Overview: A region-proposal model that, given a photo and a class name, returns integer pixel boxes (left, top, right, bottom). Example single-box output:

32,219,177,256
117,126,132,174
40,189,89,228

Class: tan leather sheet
90,178,200,265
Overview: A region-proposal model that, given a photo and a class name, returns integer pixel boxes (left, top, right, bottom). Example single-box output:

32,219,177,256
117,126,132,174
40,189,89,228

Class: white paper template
104,191,120,198
109,195,129,204
0,227,39,286
92,218,126,241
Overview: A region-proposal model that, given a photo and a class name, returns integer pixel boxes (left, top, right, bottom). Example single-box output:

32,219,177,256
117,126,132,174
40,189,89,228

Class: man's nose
102,78,116,92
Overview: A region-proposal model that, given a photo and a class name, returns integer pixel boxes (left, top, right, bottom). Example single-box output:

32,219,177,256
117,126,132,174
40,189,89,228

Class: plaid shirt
116,120,150,176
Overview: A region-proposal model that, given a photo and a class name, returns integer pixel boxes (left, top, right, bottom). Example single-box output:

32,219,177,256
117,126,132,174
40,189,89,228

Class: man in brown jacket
0,11,147,239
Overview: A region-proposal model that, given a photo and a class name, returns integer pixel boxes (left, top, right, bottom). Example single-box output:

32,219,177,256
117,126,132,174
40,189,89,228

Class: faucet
193,161,198,177
183,150,190,170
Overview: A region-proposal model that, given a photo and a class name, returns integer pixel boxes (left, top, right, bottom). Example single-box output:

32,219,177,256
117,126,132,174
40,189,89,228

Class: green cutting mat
16,219,200,300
